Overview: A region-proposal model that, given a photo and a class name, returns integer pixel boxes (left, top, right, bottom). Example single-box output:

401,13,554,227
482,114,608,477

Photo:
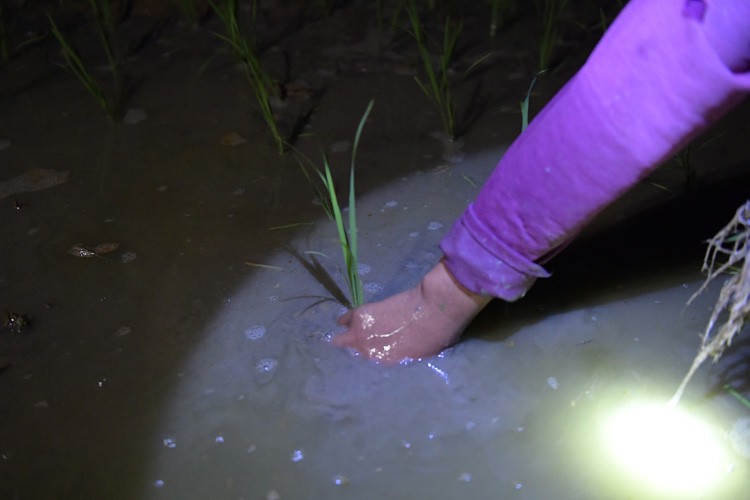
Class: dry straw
671,200,750,406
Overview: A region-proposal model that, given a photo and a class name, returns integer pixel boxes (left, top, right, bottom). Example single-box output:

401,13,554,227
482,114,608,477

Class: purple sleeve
439,0,750,300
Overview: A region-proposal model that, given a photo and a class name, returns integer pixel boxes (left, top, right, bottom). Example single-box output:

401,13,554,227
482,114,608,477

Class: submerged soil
1,2,749,498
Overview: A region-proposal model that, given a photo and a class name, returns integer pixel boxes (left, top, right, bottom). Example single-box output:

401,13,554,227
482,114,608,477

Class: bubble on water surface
153,479,165,489
427,221,443,231
291,449,305,462
357,263,371,275
330,140,351,153
115,326,131,337
244,325,266,340
256,358,278,372
120,251,137,263
332,474,349,486
266,490,280,500
215,436,224,444
123,107,147,124
547,376,558,390
162,436,176,449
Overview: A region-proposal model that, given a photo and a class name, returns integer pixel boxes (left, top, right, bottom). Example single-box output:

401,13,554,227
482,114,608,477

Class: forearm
441,0,750,300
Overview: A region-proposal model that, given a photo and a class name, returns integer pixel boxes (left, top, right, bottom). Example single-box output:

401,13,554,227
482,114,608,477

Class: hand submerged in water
333,260,491,364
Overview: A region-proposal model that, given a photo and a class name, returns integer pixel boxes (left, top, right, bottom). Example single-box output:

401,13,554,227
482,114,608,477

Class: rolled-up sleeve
440,0,750,300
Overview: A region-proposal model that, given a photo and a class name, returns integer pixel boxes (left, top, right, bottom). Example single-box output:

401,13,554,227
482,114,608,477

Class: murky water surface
1,4,749,499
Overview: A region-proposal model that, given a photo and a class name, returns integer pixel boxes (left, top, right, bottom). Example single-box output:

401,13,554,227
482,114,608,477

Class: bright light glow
602,401,730,496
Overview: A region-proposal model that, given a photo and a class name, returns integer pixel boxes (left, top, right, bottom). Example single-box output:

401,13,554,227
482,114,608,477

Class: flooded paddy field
1,1,749,498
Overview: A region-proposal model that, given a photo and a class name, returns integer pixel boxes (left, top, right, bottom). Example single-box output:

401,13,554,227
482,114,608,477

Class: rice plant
407,1,462,139
298,100,374,308
375,0,408,47
211,0,285,155
535,0,567,71
48,15,110,116
725,385,750,411
291,149,335,221
520,74,539,132
48,0,124,118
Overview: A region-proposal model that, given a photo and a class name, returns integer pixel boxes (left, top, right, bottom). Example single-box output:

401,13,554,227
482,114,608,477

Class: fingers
336,309,353,327
331,330,356,347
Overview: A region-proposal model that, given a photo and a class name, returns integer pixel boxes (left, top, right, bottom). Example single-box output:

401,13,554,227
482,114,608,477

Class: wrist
421,260,491,328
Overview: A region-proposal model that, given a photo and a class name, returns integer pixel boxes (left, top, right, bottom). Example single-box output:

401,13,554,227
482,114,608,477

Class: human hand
333,260,491,363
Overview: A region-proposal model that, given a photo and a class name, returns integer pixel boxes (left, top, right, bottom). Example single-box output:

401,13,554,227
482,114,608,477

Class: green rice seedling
319,158,363,308
375,0,408,47
725,385,750,411
299,100,374,308
534,0,567,71
520,72,542,131
48,15,111,115
211,0,285,155
407,1,462,139
319,100,373,307
291,149,335,221
48,0,125,118
87,0,120,80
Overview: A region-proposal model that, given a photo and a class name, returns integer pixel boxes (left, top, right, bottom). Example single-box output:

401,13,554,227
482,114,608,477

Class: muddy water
141,169,750,500
1,4,750,500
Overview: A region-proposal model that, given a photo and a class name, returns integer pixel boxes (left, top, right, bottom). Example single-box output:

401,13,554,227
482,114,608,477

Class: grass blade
48,14,110,115
306,100,374,307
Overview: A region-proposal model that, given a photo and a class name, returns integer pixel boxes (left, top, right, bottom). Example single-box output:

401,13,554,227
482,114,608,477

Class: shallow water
142,177,750,500
1,3,750,499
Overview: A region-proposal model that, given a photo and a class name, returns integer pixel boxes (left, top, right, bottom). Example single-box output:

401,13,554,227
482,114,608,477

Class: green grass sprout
535,0,567,71
211,0,285,154
48,14,111,116
488,0,513,38
375,0,408,47
87,0,121,95
312,100,374,308
520,72,542,131
407,1,462,140
291,148,335,221
268,222,315,230
461,174,477,187
48,0,125,118
725,385,750,411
